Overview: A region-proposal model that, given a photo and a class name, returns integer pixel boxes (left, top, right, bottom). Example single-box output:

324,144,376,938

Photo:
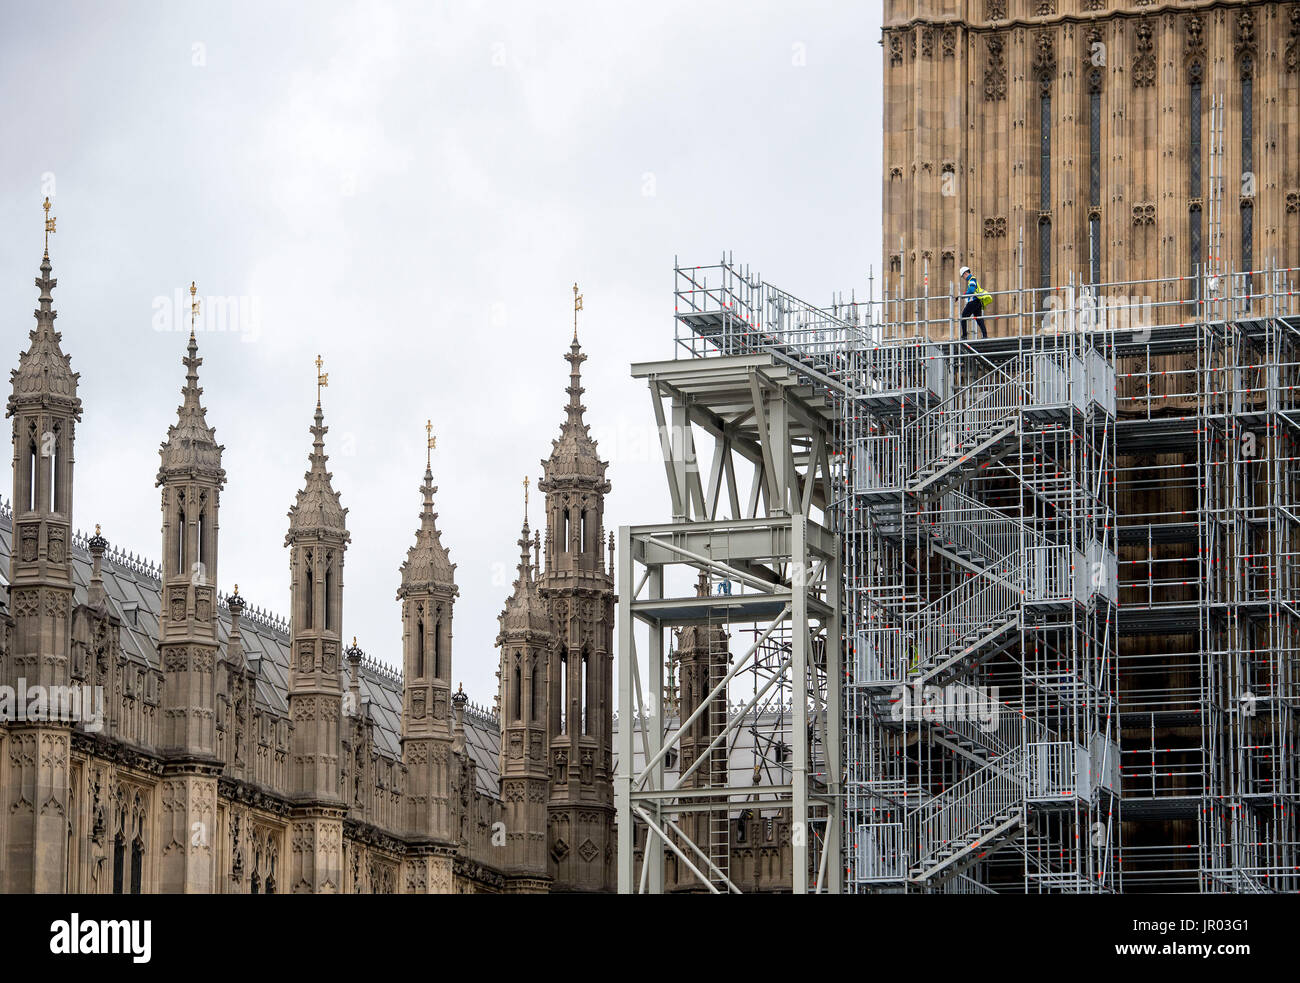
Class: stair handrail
908,747,1027,871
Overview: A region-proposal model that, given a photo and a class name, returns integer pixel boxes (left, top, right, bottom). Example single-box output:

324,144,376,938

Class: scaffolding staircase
906,747,1027,887
905,362,1027,501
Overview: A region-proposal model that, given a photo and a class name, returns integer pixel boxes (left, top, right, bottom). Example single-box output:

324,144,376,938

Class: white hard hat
959,266,971,278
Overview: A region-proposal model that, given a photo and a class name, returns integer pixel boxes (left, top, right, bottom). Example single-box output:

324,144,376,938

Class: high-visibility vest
971,276,993,308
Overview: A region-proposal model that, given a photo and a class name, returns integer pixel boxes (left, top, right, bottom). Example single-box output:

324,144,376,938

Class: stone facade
0,243,618,893
881,0,1298,311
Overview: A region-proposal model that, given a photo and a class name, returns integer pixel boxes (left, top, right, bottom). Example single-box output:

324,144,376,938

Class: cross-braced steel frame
616,254,1300,894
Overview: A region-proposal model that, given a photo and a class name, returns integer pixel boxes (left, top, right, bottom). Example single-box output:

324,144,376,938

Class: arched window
197,509,206,569
112,832,125,895
433,619,442,678
304,551,315,628
1089,67,1103,284
176,507,187,574
531,654,543,721
324,554,334,631
580,509,588,554
513,653,522,721
27,435,37,513
581,648,590,735
416,612,425,678
561,509,570,553
1038,86,1052,307
48,427,59,513
560,647,569,735
130,837,144,895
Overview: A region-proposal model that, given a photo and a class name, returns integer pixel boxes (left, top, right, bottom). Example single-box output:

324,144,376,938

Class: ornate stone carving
1236,8,1256,78
1132,202,1156,226
1133,20,1156,88
19,524,37,562
983,216,1007,238
1033,31,1055,92
1287,7,1300,74
48,526,65,563
984,35,1007,101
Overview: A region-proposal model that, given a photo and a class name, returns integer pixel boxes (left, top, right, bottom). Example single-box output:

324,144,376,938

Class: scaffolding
618,252,1300,894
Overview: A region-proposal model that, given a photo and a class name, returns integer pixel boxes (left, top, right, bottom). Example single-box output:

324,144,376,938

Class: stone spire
3,202,79,893
9,234,80,418
540,335,610,516
284,357,349,892
496,478,553,891
499,482,551,636
398,422,458,859
398,423,455,594
537,295,616,892
286,401,349,544
157,323,224,483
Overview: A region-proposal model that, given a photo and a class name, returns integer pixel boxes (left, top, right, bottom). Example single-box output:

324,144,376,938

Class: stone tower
538,324,615,892
880,0,1296,325
496,485,553,892
672,572,730,892
284,375,349,892
3,214,80,892
397,433,459,890
155,297,226,892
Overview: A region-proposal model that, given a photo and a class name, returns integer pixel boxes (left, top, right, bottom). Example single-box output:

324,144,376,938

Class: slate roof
0,507,502,795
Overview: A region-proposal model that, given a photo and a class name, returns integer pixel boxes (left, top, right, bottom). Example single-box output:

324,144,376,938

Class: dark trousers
960,297,987,339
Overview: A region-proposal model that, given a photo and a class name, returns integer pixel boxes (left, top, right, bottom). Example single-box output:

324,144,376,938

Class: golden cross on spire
573,282,583,340
42,197,56,253
523,475,530,515
426,419,436,469
190,281,199,338
315,354,329,405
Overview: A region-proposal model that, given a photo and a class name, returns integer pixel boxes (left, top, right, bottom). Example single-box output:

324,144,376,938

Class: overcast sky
0,0,883,704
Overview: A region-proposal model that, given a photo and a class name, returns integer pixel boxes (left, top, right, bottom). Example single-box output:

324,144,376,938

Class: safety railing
907,366,1026,485
908,747,1026,874
853,434,904,495
909,576,1019,670
854,624,907,684
1024,545,1086,605
926,490,1022,572
855,822,906,882
1026,741,1078,800
935,698,1047,763
860,340,947,401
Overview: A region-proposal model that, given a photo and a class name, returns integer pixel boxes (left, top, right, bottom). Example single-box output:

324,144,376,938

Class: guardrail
909,747,1026,872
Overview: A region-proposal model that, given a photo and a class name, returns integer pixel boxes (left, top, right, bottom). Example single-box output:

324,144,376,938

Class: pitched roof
0,506,501,795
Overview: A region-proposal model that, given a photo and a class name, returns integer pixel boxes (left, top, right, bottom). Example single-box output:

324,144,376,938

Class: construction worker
958,266,992,339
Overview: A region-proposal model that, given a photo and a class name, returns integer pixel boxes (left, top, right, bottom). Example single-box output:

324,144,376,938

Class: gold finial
315,354,329,405
523,475,529,514
573,281,583,340
42,197,56,253
233,583,239,596
94,523,101,536
426,419,435,469
190,281,199,338
353,635,357,647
